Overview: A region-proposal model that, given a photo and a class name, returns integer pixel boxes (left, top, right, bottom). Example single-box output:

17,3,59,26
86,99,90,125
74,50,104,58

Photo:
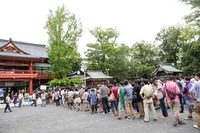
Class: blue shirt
124,84,133,101
184,82,193,102
190,80,200,102
90,92,97,106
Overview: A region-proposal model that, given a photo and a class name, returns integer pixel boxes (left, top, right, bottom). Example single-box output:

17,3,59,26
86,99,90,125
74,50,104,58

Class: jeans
178,94,184,112
55,99,60,106
4,103,11,112
110,100,118,114
132,100,139,112
159,97,168,117
18,99,22,107
101,97,110,114
31,99,37,106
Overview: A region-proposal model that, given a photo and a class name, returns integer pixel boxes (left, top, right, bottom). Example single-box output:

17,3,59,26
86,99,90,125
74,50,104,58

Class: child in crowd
90,88,97,114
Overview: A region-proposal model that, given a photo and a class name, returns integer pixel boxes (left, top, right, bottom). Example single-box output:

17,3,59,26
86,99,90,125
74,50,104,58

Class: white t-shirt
83,92,89,101
61,90,66,99
18,93,23,100
41,93,46,100
68,91,74,98
32,93,36,100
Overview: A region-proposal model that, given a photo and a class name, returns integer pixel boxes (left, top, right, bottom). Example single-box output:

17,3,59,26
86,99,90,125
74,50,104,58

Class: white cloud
0,0,191,57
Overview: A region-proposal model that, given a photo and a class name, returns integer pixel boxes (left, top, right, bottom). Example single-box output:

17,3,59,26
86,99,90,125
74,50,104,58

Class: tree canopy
130,41,159,79
85,27,119,72
155,25,184,68
45,5,82,79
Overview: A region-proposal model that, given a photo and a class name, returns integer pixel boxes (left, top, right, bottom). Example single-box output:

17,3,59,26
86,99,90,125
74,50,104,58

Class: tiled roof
0,51,44,59
87,70,113,79
0,39,47,58
160,63,182,73
151,63,182,76
67,70,113,79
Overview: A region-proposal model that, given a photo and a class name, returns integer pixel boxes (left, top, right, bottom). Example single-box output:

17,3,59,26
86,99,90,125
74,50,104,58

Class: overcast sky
0,0,191,57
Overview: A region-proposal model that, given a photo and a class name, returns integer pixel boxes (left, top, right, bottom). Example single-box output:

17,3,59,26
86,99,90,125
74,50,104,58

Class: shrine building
0,38,51,94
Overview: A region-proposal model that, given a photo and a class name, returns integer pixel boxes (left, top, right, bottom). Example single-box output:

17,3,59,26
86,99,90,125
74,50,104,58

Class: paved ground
0,105,199,133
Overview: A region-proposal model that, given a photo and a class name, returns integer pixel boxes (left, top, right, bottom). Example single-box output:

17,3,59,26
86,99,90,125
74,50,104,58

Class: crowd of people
3,72,200,129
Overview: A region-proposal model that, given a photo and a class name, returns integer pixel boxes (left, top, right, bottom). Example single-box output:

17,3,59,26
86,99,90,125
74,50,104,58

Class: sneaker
153,119,157,121
193,125,200,129
142,120,148,123
173,122,178,127
155,107,160,110
185,116,193,120
126,118,132,121
178,120,186,125
117,117,122,120
124,116,128,118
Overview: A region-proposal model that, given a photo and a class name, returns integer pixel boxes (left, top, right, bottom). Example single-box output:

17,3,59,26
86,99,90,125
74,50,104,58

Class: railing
0,69,38,74
37,72,49,76
0,69,51,79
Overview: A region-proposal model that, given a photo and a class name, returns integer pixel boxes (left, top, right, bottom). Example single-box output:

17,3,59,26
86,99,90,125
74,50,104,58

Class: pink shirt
162,81,180,103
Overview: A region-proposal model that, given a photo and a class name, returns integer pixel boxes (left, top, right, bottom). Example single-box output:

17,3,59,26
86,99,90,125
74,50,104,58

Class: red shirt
109,87,119,100
162,81,180,103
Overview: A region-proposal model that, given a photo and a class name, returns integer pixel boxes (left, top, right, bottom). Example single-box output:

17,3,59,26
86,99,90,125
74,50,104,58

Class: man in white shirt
140,79,157,122
61,89,67,106
18,91,24,108
31,91,37,107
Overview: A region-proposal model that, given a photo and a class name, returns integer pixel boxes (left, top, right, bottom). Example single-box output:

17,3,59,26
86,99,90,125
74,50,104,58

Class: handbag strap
164,83,176,95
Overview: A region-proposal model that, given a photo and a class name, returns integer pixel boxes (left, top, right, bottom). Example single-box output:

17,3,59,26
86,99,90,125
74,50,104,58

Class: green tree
85,27,119,72
45,5,82,79
182,42,200,75
155,25,184,68
179,0,200,8
130,41,159,78
109,44,131,81
180,25,200,75
179,0,200,25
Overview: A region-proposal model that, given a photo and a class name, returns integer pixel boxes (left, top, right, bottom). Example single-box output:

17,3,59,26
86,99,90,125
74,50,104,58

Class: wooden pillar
29,61,33,72
29,79,33,94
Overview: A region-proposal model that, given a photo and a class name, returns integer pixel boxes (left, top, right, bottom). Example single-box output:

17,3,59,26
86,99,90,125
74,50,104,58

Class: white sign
40,85,47,90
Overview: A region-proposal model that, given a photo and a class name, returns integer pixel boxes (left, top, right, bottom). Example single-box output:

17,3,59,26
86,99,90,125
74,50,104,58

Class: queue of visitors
3,72,200,129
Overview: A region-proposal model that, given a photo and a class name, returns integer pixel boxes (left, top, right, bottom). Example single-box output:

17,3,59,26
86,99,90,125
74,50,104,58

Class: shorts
74,97,81,104
169,101,179,116
83,100,89,104
186,100,194,113
118,102,125,111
